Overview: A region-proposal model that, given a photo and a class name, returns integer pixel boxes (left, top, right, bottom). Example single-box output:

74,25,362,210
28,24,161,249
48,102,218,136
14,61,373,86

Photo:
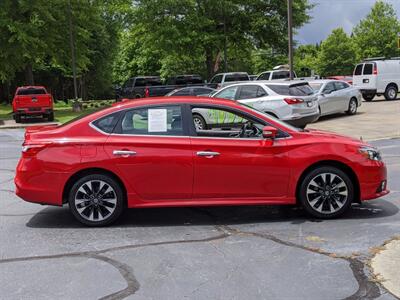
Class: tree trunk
24,64,34,85
205,48,214,81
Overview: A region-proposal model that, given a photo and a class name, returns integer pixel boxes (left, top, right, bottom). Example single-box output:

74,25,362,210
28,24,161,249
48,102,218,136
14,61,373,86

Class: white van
353,58,400,101
256,65,297,81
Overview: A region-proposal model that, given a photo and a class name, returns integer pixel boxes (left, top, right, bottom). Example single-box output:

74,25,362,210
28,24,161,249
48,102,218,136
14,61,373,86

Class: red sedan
15,97,389,226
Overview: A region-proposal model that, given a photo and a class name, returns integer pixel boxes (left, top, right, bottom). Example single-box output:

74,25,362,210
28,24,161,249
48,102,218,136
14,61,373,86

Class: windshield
309,83,323,92
238,102,302,132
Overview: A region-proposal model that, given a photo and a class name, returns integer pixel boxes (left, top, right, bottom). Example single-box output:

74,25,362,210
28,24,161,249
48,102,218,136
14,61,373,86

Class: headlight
359,146,382,161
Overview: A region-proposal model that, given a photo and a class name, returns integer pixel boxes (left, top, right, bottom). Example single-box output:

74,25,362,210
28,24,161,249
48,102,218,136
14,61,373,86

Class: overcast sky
295,0,400,45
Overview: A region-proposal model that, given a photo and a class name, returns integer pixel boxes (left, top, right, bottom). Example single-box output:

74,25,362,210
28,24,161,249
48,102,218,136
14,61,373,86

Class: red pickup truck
12,86,54,123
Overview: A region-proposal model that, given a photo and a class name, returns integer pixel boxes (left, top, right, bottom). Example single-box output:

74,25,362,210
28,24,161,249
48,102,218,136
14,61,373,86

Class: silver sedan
309,80,362,116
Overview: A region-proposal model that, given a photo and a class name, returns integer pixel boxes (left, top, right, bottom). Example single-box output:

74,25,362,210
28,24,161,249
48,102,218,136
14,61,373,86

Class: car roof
223,80,307,87
214,72,249,76
115,96,238,109
18,86,46,89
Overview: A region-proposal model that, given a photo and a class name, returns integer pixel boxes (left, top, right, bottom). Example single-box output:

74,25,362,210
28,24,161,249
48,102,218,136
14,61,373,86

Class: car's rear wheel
47,112,54,122
299,166,354,219
346,98,357,115
68,174,124,226
362,93,375,101
193,114,207,130
15,114,21,123
384,85,397,100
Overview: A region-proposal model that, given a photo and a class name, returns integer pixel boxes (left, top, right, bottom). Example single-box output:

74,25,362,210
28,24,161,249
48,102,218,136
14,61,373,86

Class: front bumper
359,162,389,201
284,113,320,128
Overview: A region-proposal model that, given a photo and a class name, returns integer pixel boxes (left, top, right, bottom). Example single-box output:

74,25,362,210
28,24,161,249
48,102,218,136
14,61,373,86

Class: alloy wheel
193,116,204,130
306,173,348,214
349,99,357,114
74,180,117,222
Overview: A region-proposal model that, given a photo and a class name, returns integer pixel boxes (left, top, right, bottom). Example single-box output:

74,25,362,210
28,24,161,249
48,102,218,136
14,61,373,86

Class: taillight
21,144,47,157
284,98,304,105
373,64,378,75
144,88,149,97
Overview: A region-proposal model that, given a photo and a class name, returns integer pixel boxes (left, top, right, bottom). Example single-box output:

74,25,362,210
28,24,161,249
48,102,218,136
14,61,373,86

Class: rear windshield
17,88,47,95
354,64,363,75
266,83,314,96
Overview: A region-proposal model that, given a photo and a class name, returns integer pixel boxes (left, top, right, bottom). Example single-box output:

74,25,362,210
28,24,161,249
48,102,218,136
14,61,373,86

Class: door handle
113,150,137,157
196,151,220,158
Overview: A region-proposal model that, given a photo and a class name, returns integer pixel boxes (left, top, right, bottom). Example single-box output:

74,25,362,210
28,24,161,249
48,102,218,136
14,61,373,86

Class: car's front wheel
68,174,124,226
299,166,354,219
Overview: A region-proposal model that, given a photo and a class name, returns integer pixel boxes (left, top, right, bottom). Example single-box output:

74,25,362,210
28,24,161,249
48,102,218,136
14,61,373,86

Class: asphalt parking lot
0,101,400,300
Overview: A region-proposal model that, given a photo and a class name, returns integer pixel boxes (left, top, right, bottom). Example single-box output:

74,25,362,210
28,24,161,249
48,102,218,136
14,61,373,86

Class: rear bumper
284,113,320,128
15,107,53,115
14,158,65,206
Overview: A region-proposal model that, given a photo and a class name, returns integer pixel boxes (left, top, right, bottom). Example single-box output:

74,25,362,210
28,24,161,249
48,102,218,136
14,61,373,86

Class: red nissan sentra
14,97,389,226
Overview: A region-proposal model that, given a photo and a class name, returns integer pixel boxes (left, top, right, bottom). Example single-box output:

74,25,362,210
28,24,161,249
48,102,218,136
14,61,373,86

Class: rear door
353,63,377,90
320,82,339,114
103,104,193,201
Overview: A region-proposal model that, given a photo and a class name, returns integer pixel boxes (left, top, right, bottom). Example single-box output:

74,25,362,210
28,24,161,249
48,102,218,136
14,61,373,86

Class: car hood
301,128,367,146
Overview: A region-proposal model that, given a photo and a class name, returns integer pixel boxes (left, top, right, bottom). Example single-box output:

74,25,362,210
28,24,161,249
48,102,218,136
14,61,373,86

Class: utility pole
287,0,294,80
223,3,227,72
68,0,78,101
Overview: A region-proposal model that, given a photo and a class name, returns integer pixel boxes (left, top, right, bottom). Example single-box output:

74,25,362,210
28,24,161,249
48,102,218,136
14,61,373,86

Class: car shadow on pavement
316,111,366,122
25,199,398,229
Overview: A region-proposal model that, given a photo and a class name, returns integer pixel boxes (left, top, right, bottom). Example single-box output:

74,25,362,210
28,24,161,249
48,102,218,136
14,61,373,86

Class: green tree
316,28,356,76
294,44,319,77
114,0,312,81
353,0,400,60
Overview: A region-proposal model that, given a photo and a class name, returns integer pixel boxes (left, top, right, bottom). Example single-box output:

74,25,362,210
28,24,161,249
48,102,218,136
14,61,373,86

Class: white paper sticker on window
148,109,167,132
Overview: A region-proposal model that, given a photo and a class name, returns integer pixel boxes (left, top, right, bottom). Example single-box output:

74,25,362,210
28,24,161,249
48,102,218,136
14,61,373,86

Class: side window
214,86,239,100
257,87,268,97
173,88,191,96
191,106,265,139
354,64,363,75
258,72,270,80
323,82,335,93
363,63,373,75
211,75,223,84
272,71,290,80
224,75,236,82
92,112,121,133
237,85,260,99
193,88,212,95
119,106,183,136
135,78,145,87
334,82,349,90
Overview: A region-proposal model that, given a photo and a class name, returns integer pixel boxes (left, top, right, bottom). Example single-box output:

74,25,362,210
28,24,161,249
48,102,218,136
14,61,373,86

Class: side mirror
262,126,278,139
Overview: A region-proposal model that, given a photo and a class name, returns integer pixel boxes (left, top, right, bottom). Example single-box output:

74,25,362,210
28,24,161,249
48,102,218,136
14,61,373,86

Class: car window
363,63,373,75
266,83,314,96
193,88,213,95
191,106,265,139
334,81,349,90
211,75,223,84
145,78,162,86
92,112,121,133
258,72,270,80
17,88,47,95
323,82,336,93
225,74,249,82
214,86,239,100
237,85,259,99
354,64,363,75
119,106,183,136
271,71,290,80
173,88,191,96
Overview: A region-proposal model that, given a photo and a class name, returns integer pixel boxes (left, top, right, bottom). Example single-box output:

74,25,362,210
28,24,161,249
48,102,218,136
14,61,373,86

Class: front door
104,105,193,200
189,105,290,201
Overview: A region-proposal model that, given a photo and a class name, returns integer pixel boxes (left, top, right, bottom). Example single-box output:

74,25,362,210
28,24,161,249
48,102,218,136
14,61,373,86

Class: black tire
346,98,358,115
15,114,22,123
299,166,354,219
47,112,54,122
362,93,375,101
192,113,207,130
384,85,397,100
68,174,124,226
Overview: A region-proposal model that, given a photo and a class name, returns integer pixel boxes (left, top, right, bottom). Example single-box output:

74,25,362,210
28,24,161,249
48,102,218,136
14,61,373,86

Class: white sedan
309,80,362,116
